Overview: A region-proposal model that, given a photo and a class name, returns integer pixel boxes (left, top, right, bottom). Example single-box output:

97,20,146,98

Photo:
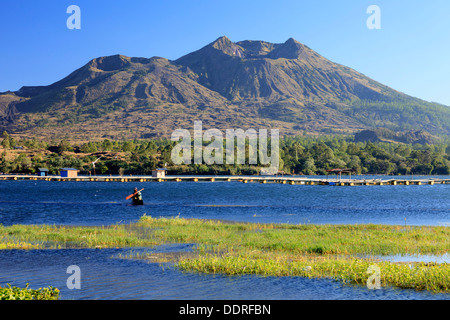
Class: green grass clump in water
137,215,450,293
0,223,160,249
0,283,59,300
0,215,449,293
136,215,449,256
176,250,449,293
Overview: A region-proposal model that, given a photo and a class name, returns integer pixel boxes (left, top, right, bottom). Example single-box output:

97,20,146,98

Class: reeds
176,250,450,293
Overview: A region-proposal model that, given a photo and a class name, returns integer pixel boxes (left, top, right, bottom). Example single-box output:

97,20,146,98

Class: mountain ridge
1,36,449,141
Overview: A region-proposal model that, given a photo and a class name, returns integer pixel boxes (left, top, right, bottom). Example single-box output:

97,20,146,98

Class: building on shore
37,168,49,177
60,168,78,178
152,168,166,178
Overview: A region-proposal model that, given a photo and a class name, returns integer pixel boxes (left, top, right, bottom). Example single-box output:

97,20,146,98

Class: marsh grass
0,283,60,300
136,216,450,293
1,215,449,293
136,215,449,256
0,223,160,249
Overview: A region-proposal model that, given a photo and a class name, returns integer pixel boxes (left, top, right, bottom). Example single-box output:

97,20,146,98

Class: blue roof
60,168,78,171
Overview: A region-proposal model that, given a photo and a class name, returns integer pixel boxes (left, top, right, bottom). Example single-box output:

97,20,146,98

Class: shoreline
1,174,449,186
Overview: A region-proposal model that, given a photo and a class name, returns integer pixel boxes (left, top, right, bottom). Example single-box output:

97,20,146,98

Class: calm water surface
0,178,449,300
0,178,449,226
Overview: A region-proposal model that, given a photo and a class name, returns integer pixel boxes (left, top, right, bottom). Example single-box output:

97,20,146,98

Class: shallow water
377,253,450,264
0,246,448,300
0,178,449,300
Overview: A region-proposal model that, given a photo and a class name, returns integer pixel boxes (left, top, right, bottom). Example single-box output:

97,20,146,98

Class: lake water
0,178,449,300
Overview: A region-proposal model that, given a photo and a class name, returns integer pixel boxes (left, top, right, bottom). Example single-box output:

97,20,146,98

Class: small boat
126,188,144,205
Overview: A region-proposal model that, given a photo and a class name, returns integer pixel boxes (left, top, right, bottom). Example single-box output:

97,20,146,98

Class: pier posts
1,175,449,187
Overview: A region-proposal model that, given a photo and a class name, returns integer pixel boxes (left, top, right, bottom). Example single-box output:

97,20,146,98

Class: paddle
126,188,144,200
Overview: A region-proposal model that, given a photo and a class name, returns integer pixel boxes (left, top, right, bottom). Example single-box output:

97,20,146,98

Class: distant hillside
1,36,450,141
354,129,440,145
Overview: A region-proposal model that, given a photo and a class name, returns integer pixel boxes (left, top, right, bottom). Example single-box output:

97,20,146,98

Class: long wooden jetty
1,174,449,186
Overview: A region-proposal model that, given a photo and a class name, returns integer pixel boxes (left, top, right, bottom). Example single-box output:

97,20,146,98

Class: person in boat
131,187,144,205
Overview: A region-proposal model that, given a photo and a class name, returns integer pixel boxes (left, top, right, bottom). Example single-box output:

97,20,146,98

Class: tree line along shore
1,131,450,176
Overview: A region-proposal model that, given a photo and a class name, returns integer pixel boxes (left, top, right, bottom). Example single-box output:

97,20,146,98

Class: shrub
0,283,60,300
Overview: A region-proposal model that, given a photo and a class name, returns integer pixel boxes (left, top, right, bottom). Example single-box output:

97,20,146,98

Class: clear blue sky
1,0,450,105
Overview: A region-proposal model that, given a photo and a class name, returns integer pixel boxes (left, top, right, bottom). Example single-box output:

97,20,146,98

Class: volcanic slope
1,36,449,141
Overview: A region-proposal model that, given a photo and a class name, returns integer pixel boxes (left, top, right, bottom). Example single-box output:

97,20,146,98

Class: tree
309,142,334,169
80,142,97,153
57,140,73,153
302,158,316,175
346,142,360,155
122,141,135,152
347,155,362,174
101,139,113,151
1,131,10,149
292,142,304,161
394,144,411,158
